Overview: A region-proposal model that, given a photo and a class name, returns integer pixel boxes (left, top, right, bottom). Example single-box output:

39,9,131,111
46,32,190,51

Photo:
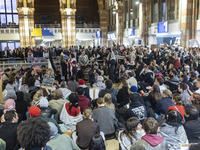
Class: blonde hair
104,93,112,104
33,89,43,101
97,98,105,105
83,107,92,118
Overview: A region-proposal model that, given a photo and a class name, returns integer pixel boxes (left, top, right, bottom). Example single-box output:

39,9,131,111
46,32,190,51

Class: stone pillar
140,0,151,46
180,0,198,47
117,1,124,45
60,0,76,47
98,0,108,46
17,0,35,47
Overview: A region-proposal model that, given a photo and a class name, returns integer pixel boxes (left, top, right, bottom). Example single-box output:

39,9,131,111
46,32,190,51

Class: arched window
0,0,18,27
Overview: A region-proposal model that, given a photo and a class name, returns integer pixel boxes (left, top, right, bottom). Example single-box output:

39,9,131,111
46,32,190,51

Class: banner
42,28,55,36
31,28,42,37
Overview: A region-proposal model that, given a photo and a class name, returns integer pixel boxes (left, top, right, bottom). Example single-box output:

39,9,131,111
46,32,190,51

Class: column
60,0,76,47
17,0,35,47
117,1,124,44
180,0,198,47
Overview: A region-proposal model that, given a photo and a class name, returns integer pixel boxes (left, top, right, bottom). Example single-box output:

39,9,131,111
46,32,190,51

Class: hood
78,95,87,101
142,134,164,146
6,84,14,90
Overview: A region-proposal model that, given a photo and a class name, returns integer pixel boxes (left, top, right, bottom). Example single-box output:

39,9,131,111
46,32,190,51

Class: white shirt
127,77,137,88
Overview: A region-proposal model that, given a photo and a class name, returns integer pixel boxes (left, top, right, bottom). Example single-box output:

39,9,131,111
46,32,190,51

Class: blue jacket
156,97,174,115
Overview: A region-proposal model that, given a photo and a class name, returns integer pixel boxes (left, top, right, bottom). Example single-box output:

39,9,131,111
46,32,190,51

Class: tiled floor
105,139,119,150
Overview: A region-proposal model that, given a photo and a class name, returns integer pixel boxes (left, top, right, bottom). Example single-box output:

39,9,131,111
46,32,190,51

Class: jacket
76,118,100,149
131,134,168,150
159,123,188,150
118,129,145,150
0,122,19,150
92,106,118,135
99,88,117,106
78,95,91,113
181,90,191,106
3,84,17,101
46,134,80,150
184,118,200,143
156,97,174,115
68,81,79,93
117,86,130,108
0,138,6,150
127,77,137,88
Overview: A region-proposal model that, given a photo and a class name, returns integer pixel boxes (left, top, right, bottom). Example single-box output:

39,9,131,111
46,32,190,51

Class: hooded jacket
3,84,17,101
99,88,117,106
78,95,91,113
156,97,174,115
130,134,168,150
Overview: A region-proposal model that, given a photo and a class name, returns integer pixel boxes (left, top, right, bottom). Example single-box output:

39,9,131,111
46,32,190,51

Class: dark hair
128,72,133,77
69,93,79,113
185,105,199,120
4,110,16,122
151,85,162,101
120,117,140,144
70,75,76,81
60,81,67,88
143,117,158,134
190,72,197,78
166,110,183,128
156,77,164,85
179,82,187,90
76,87,84,95
105,80,113,89
17,117,50,149
7,78,15,85
27,77,35,87
40,88,48,97
181,74,188,82
189,143,200,150
89,134,105,150
71,54,75,58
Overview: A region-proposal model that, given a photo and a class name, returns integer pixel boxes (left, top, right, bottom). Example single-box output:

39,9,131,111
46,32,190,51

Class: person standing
107,49,116,82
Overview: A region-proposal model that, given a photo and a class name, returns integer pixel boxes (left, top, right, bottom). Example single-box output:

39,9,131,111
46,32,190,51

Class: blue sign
158,22,168,33
130,28,135,36
96,31,102,38
42,28,54,36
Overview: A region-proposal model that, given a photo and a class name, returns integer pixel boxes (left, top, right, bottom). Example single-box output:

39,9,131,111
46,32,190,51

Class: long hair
69,93,79,113
120,79,131,94
17,117,50,148
120,117,140,144
151,85,162,101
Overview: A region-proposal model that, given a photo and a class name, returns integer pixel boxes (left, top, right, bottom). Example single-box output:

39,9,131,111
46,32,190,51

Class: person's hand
187,85,190,91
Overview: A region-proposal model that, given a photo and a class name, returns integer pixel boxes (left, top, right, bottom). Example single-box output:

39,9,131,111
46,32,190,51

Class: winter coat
156,97,174,115
117,86,130,108
159,123,188,150
184,118,200,143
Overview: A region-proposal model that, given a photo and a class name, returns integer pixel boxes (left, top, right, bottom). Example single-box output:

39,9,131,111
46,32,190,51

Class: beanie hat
29,106,40,117
78,80,85,85
130,86,138,93
4,99,16,113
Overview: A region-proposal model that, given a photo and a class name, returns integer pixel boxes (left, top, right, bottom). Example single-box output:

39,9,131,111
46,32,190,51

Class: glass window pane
6,0,12,13
7,14,12,24
15,42,20,48
0,14,6,26
12,0,17,13
13,14,18,25
1,43,7,50
0,0,5,13
8,43,14,50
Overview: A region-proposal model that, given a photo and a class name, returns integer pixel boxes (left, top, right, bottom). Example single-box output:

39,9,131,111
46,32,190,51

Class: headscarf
4,99,16,113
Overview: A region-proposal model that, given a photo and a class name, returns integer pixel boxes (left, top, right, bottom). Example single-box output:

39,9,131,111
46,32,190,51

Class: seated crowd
0,45,200,150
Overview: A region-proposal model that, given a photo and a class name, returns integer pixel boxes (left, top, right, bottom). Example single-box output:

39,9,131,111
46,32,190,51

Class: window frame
0,0,18,27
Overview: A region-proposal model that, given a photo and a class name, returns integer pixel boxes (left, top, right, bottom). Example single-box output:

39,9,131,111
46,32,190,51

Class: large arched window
0,0,18,27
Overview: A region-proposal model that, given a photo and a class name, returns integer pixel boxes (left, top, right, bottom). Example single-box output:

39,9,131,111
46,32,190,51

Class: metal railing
0,28,19,34
76,28,100,33
35,24,61,28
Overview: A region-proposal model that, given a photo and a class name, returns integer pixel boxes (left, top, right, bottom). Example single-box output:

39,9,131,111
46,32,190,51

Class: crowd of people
0,44,200,150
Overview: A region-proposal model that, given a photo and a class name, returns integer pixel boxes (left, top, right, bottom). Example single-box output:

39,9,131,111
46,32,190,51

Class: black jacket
184,118,200,143
156,97,174,115
117,86,130,108
0,122,19,150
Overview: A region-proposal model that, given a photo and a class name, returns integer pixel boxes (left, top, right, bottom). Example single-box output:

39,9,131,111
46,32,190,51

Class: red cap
29,106,40,117
78,80,85,85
